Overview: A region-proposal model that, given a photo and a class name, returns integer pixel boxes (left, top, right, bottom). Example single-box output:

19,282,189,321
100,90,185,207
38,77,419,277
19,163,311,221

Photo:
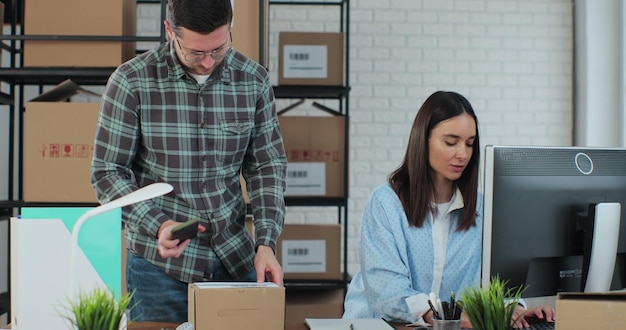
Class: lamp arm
69,183,174,295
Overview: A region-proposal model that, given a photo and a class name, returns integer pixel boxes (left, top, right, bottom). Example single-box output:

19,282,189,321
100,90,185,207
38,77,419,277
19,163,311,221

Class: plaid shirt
91,41,287,283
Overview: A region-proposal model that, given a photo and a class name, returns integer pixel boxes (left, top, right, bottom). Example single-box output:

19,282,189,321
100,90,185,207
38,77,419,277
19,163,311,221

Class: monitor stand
582,202,621,292
525,256,583,297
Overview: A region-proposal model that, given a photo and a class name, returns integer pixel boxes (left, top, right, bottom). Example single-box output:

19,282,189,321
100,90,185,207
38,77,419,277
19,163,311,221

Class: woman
343,91,554,328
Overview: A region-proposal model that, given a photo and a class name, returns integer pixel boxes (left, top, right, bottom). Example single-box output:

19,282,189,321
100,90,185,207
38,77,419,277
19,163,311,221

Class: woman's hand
459,312,473,329
511,304,555,329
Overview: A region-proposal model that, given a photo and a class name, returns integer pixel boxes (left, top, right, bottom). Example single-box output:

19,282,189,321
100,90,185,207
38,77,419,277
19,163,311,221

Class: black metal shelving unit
0,0,167,322
0,0,166,209
268,0,351,292
0,0,351,318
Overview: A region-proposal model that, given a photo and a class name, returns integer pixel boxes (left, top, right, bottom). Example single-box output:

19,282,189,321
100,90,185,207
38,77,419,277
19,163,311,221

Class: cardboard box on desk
555,291,626,329
23,0,136,66
188,282,285,330
277,224,341,280
279,115,346,198
23,80,101,203
279,32,344,86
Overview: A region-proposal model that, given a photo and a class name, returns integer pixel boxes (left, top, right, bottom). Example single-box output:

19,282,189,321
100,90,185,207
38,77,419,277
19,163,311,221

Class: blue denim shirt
343,183,483,323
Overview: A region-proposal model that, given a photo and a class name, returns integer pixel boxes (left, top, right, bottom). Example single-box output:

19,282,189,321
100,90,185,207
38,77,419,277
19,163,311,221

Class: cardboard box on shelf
277,224,341,280
285,288,345,323
23,0,136,67
555,291,626,329
279,115,346,198
231,0,268,66
188,282,285,330
279,32,344,86
23,80,101,203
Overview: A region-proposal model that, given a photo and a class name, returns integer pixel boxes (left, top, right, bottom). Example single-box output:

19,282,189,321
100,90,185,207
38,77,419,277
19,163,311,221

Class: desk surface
129,322,412,330
3,321,413,330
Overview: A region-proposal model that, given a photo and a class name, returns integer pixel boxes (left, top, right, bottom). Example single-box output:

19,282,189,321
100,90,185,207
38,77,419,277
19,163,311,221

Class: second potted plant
460,276,526,330
61,286,134,330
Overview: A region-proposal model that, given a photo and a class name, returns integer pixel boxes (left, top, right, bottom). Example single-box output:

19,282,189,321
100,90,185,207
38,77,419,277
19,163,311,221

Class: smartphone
170,218,200,243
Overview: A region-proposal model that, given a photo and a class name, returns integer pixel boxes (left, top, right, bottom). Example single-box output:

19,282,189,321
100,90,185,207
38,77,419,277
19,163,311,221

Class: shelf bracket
277,98,305,115
312,101,341,116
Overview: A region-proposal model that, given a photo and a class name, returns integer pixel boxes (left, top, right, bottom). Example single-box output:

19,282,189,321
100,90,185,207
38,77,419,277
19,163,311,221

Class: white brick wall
134,0,574,276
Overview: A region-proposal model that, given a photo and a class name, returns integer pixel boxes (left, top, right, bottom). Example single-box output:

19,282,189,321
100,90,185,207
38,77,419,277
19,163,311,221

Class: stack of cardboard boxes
21,0,138,203
275,31,349,323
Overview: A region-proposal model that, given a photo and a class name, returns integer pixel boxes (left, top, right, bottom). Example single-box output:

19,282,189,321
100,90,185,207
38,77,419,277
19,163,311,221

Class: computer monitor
482,145,626,298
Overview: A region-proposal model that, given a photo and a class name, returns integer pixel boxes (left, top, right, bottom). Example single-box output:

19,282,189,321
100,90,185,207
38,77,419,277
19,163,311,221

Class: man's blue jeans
126,252,256,322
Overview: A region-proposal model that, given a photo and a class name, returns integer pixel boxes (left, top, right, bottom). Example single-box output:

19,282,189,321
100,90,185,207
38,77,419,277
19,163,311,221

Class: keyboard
524,321,555,330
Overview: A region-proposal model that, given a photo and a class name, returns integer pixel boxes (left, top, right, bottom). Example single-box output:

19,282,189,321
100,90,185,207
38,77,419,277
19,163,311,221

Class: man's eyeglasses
175,33,233,63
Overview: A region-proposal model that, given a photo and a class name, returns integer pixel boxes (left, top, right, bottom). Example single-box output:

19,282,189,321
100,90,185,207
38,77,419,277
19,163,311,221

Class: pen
436,296,444,320
453,300,463,320
429,292,439,316
441,301,450,320
349,323,354,330
450,292,456,320
428,298,442,320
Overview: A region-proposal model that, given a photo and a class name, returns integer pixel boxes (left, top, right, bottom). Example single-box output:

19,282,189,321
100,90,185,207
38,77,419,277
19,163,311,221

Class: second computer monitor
482,145,626,298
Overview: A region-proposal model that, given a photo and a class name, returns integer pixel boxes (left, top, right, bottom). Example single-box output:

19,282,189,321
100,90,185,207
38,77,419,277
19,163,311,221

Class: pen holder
432,319,461,330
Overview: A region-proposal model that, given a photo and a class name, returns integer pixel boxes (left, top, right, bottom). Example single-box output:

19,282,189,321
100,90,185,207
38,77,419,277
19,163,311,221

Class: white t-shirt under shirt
190,73,210,84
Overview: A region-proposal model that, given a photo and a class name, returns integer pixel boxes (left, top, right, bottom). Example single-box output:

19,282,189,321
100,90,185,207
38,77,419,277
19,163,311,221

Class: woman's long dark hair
388,91,480,231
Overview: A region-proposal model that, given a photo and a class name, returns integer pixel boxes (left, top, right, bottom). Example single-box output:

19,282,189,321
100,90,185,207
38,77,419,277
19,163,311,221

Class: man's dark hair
167,0,233,35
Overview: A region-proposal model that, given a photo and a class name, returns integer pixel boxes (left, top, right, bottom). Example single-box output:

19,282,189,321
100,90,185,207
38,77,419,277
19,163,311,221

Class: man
91,0,287,322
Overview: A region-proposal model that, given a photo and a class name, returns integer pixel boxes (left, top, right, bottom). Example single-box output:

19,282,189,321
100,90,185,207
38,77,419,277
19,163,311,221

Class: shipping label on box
277,224,341,280
285,162,326,196
281,239,327,273
188,282,285,330
283,44,328,79
279,32,344,86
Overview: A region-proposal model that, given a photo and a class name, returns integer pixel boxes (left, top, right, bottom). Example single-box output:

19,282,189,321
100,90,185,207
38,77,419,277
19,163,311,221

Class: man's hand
157,220,206,258
254,245,284,286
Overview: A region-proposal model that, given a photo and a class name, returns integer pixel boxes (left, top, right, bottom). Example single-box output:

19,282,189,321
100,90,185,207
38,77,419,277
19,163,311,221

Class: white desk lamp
69,182,174,295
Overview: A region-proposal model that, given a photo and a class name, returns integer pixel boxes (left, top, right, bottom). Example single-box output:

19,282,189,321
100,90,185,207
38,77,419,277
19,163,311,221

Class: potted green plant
460,276,526,330
61,286,134,330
